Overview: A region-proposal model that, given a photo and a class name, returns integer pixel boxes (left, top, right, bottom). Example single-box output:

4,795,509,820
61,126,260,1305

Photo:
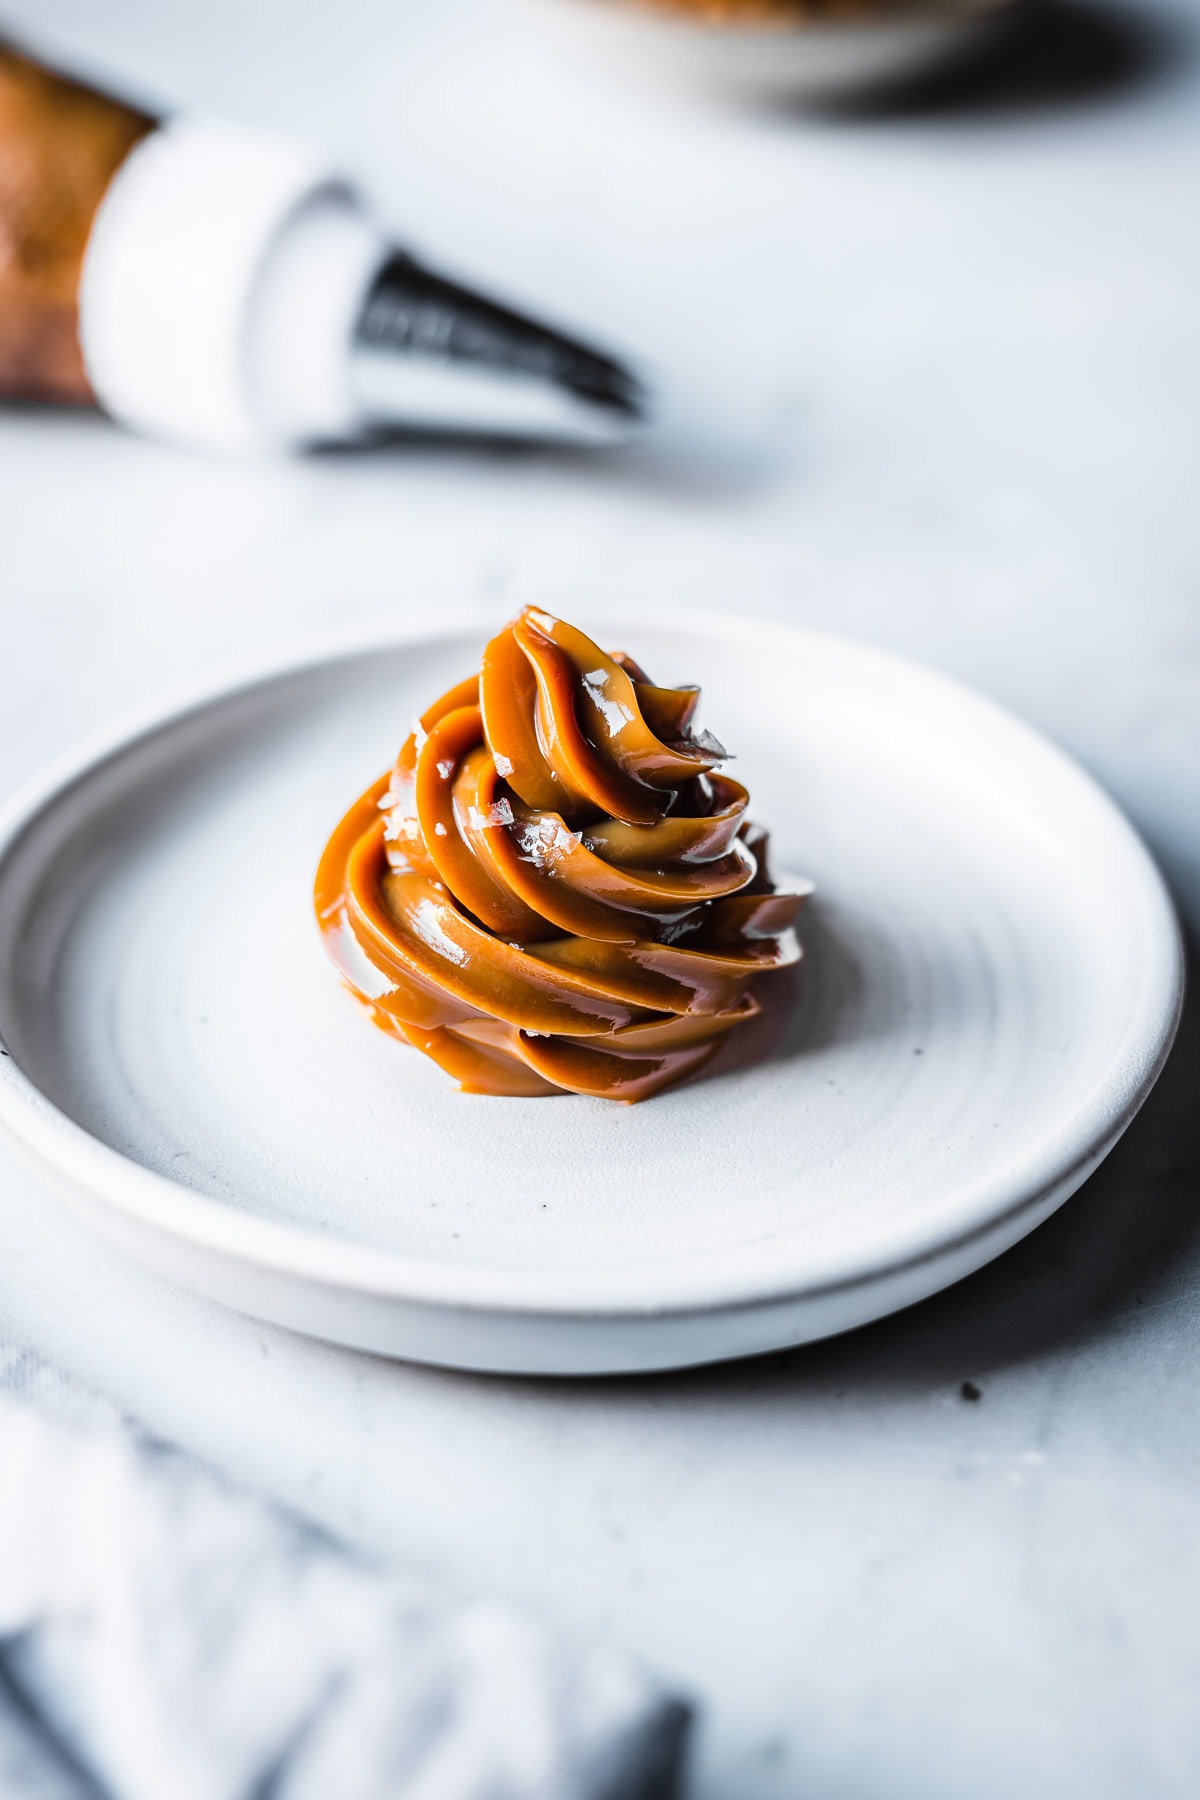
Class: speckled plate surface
0,617,1182,1374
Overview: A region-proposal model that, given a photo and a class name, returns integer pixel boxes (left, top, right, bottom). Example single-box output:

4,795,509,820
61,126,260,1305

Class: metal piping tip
349,251,647,445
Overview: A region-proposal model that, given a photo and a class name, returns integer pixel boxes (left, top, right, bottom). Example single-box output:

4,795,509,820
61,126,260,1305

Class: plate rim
0,613,1185,1323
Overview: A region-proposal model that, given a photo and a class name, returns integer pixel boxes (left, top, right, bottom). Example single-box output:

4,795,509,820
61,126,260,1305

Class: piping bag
0,40,645,453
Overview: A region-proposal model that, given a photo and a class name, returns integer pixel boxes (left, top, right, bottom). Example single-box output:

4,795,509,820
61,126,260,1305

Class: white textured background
0,0,1198,1794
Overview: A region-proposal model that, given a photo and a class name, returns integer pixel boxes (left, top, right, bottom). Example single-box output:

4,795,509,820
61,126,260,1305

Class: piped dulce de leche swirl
315,609,809,1101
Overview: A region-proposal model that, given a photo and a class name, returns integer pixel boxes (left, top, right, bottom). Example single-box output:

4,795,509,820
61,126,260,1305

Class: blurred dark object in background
838,0,1182,116
0,33,643,453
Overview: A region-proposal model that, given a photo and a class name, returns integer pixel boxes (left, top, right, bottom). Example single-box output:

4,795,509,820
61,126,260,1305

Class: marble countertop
1,0,1198,1793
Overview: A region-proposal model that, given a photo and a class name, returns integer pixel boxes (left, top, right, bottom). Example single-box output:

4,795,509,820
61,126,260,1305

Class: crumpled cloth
0,1344,689,1800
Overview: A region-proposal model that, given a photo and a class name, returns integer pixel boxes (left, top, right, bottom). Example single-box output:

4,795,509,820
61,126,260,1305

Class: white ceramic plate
520,0,1018,106
0,618,1182,1374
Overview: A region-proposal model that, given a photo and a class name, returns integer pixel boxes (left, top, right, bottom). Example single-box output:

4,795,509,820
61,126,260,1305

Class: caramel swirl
315,610,808,1100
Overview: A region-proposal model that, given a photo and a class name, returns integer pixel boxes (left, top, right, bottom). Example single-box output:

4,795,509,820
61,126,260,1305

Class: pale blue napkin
0,1344,689,1800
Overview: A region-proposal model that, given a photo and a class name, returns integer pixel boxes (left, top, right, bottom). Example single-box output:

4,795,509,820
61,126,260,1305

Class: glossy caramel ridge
315,610,808,1101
